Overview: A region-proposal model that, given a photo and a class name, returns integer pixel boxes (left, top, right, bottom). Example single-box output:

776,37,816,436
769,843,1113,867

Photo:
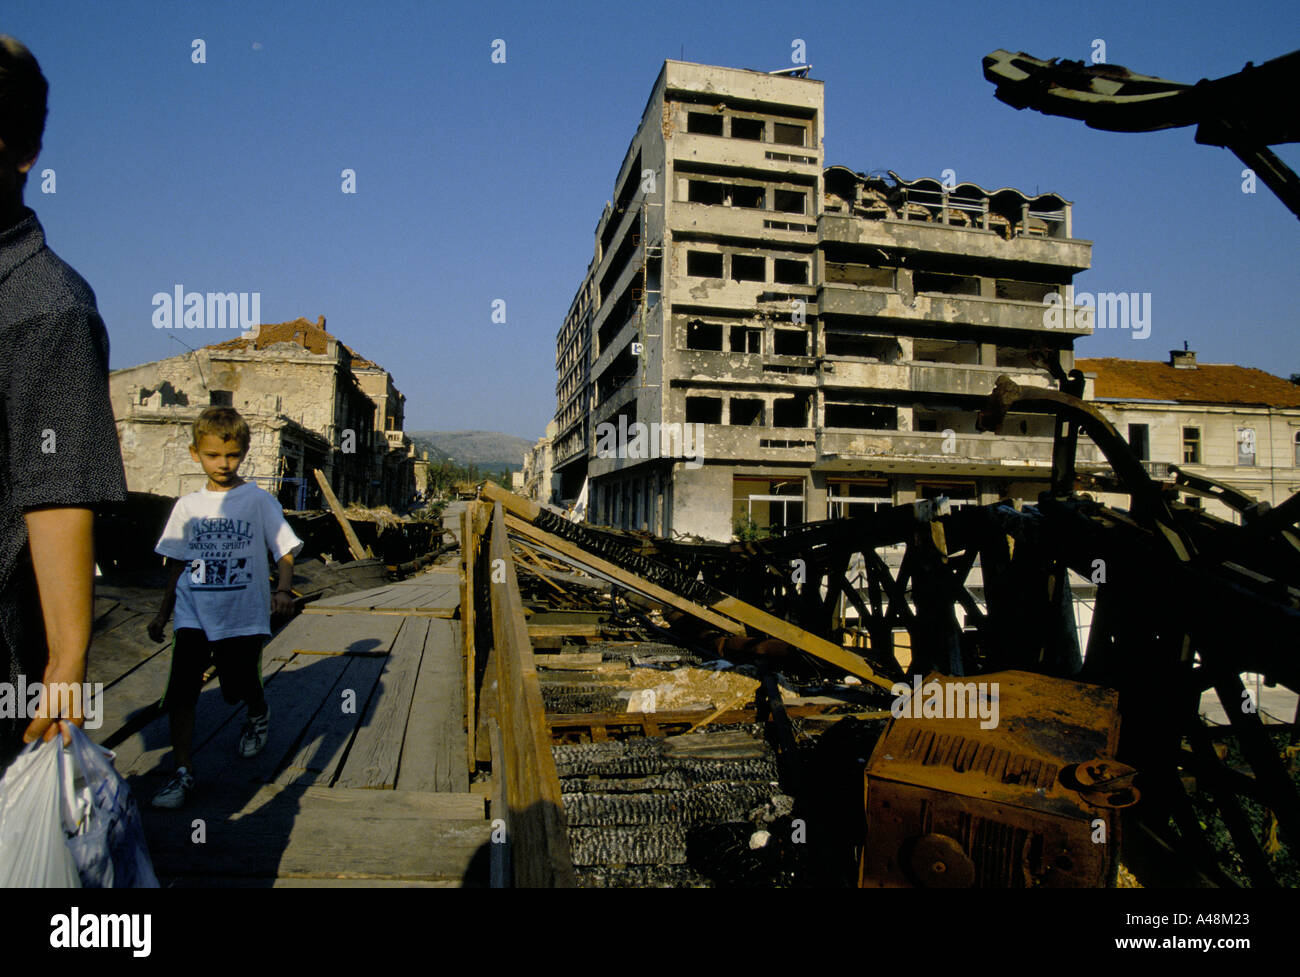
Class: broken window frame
1237,428,1256,466
772,122,806,147
687,111,724,136
1183,426,1202,465
730,116,765,141
827,479,891,518
686,250,724,278
730,254,766,283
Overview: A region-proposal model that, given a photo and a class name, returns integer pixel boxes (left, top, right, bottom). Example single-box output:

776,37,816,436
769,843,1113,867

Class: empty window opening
772,393,810,427
685,396,723,424
994,346,1038,370
685,320,723,351
687,112,724,135
828,480,891,518
773,123,806,147
1128,424,1150,462
773,189,806,214
825,333,900,361
687,250,723,278
913,338,979,365
729,398,765,426
209,390,233,406
1183,427,1201,464
729,326,762,354
688,180,726,205
773,259,808,285
996,279,1057,302
825,403,897,430
913,271,981,296
731,117,764,140
731,184,766,209
733,477,805,537
731,254,765,282
825,262,894,287
773,330,807,356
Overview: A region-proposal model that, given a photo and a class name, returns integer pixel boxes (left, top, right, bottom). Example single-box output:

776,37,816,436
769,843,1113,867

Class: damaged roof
822,164,1070,209
1077,357,1300,408
206,314,379,368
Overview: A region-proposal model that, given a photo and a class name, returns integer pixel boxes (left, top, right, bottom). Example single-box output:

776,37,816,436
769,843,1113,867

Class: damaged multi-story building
551,60,1098,540
110,316,418,508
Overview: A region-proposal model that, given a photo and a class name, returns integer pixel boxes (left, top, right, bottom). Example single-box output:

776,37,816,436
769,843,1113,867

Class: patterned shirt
0,207,127,758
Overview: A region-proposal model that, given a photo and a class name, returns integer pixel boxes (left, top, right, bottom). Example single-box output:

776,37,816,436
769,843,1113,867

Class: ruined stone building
551,61,1098,540
110,316,417,508
1078,350,1300,521
521,421,559,506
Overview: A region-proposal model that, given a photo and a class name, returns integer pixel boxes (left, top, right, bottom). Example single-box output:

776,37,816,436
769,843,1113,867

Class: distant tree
1290,372,1300,386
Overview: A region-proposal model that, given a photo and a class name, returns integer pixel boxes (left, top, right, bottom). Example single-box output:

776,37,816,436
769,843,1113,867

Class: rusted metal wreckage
466,362,1299,887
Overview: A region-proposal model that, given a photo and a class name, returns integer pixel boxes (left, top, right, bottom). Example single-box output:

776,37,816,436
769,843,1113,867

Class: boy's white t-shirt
155,482,304,640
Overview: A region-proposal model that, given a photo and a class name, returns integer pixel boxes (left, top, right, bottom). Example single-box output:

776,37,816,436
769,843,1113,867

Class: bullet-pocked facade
553,61,1099,540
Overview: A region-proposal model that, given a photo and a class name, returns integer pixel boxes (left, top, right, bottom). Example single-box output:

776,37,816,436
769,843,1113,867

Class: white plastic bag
60,724,159,888
0,738,82,887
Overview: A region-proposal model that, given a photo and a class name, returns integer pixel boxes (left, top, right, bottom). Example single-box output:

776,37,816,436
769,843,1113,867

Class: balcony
819,213,1091,272
819,359,1056,397
672,275,815,315
670,201,815,245
816,429,1097,468
819,282,1087,336
671,132,820,177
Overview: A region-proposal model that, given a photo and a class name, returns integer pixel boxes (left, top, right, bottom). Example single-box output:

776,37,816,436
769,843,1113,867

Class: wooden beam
527,623,600,638
313,467,370,561
487,502,577,888
501,514,743,636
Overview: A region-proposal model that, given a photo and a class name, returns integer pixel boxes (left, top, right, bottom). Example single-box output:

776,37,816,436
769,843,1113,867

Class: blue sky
7,0,1298,438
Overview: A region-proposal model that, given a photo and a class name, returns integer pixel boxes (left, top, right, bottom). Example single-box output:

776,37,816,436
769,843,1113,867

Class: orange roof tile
1077,357,1300,408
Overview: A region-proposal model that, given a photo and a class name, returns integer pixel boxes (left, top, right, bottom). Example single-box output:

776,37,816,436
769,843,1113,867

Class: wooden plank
116,649,289,777
532,652,605,671
336,617,430,790
487,717,509,889
116,612,403,775
313,467,370,561
527,623,601,638
313,585,397,608
487,503,577,888
141,784,489,882
272,653,388,787
199,650,353,783
501,513,744,637
87,613,162,688
462,502,488,773
303,605,456,619
91,644,172,748
394,618,468,792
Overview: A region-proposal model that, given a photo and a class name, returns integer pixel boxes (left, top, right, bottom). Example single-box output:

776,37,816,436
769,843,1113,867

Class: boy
147,406,302,809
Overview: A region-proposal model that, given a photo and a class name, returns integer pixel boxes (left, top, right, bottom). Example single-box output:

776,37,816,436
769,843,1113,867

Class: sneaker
151,767,195,809
238,707,270,758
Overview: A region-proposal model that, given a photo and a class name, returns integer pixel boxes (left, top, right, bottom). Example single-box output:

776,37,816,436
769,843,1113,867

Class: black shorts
161,628,266,710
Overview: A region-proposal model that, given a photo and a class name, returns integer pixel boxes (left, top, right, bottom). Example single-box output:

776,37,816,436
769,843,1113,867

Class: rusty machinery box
861,669,1133,888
